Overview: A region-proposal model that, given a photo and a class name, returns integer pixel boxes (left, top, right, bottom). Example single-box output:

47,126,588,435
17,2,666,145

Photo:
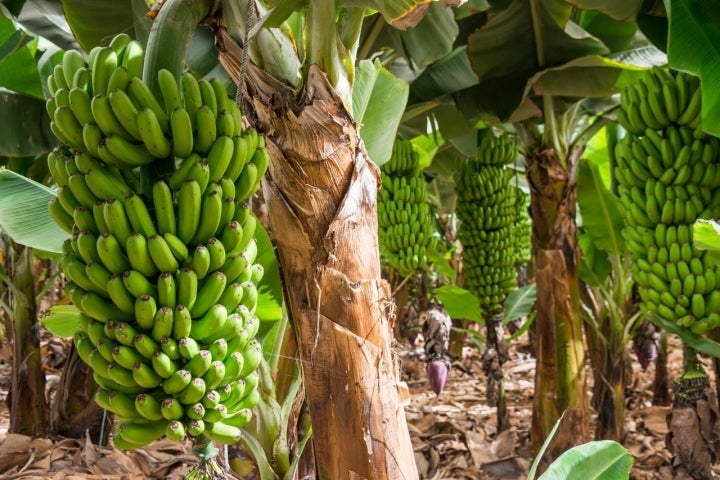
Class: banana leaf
503,283,536,324
40,304,80,338
435,284,482,322
0,168,68,253
650,313,720,359
0,7,42,97
0,88,56,156
577,128,624,255
353,58,409,166
255,221,284,323
58,0,135,51
538,440,633,480
12,0,79,50
667,0,720,137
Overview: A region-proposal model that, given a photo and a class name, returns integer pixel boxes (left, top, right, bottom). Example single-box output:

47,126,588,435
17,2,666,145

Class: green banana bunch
47,35,270,449
615,67,720,335
512,187,531,268
454,131,519,309
377,139,435,275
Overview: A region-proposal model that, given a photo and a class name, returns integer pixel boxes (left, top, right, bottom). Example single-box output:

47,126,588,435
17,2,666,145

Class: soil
0,323,717,479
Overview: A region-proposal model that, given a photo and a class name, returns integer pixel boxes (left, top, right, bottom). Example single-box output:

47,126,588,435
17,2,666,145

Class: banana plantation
2,0,720,479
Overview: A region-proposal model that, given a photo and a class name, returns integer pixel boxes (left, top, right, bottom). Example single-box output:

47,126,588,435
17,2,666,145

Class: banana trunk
241,62,417,480
526,147,590,458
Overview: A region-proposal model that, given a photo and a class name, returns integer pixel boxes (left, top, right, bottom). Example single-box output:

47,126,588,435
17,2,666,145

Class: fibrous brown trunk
9,244,47,435
526,147,589,458
242,63,417,480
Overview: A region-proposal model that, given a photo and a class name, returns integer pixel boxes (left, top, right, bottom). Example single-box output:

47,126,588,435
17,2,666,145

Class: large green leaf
0,168,68,252
254,220,284,322
650,312,720,359
353,58,409,166
405,2,457,64
667,0,720,138
503,283,536,324
443,0,656,121
435,284,482,322
466,1,608,80
41,304,80,338
342,0,432,29
577,128,624,254
60,0,135,51
409,46,478,101
0,88,55,156
0,6,42,97
14,0,79,50
538,440,633,480
569,0,643,22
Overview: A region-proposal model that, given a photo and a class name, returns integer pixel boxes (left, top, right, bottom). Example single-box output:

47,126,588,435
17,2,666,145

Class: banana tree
405,1,656,458
576,125,638,442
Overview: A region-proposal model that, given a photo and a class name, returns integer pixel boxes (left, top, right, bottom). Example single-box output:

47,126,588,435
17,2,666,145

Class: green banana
194,104,217,155
173,304,193,340
151,306,175,342
147,234,180,273
152,350,179,379
193,190,223,244
190,304,228,342
172,181,201,248
122,269,158,298
132,361,163,388
177,267,198,311
157,272,177,309
107,88,143,141
128,77,169,131
191,244,211,279
162,369,192,395
136,107,172,158
134,394,165,421
189,271,227,318
135,294,158,330
179,377,207,405
170,106,194,158
125,232,159,277
152,180,177,236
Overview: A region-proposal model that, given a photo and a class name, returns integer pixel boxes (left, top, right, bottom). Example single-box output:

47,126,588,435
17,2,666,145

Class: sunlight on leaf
503,283,536,324
537,440,633,480
667,0,720,137
0,169,68,253
41,304,81,338
436,284,482,322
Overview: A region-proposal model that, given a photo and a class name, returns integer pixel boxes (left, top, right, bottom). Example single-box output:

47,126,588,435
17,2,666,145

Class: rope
236,0,257,107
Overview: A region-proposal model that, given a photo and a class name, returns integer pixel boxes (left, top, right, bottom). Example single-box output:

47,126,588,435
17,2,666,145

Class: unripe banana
125,232,159,277
122,269,158,298
176,179,202,244
151,306,175,342
152,180,177,236
162,369,192,395
107,273,136,314
191,244,211,279
147,234,180,273
157,272,177,309
173,304,193,340
135,294,158,330
132,361,163,388
152,350,178,379
194,104,217,155
134,393,164,421
136,107,172,158
170,106,194,158
190,304,228,341
189,272,227,318
128,77,169,131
